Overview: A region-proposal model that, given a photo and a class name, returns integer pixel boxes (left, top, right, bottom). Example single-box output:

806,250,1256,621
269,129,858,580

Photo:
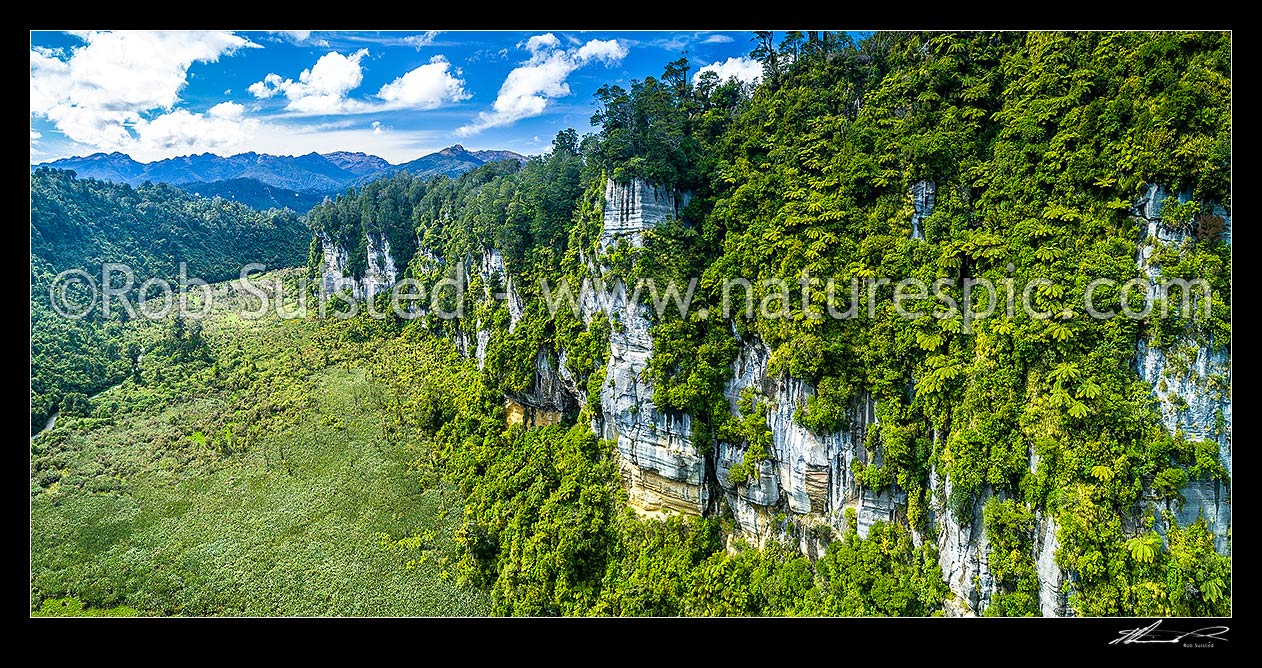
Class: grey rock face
601,178,688,247
362,234,397,300
590,179,707,514
518,349,576,413
719,340,902,542
318,233,350,298
480,248,524,331
927,465,994,616
716,445,780,507
1035,511,1071,617
1133,183,1231,554
474,324,490,370
317,232,398,300
910,179,935,240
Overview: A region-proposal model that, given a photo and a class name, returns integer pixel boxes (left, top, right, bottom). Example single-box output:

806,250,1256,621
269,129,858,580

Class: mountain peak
471,149,528,165
322,151,392,176
438,145,469,157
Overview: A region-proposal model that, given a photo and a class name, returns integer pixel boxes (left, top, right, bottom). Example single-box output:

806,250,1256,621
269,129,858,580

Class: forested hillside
29,30,1229,619
178,178,329,214
30,168,309,433
308,31,1230,616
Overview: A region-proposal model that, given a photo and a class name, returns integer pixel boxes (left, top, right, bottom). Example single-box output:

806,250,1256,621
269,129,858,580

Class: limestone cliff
718,341,902,551
1133,184,1232,554
314,175,1230,618
910,179,934,240
317,231,398,301
586,178,707,515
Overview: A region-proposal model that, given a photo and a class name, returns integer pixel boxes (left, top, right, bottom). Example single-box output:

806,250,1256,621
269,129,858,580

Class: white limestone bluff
909,179,934,240
1133,184,1232,554
588,178,707,515
318,231,398,301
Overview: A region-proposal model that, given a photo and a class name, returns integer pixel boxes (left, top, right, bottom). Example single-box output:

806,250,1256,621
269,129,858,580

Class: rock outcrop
910,179,934,240
317,232,398,300
1133,183,1232,554
588,178,707,515
718,340,903,547
601,178,689,246
480,248,524,331
1034,511,1070,617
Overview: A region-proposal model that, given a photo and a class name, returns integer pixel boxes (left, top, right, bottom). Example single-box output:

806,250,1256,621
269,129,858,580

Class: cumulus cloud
377,55,470,110
134,105,258,153
371,120,387,135
575,39,626,63
457,33,627,136
29,30,258,152
693,56,762,86
524,33,562,53
248,49,371,114
701,34,734,44
250,50,468,115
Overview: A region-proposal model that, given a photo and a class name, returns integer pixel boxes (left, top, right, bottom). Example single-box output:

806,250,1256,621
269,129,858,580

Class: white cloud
208,101,245,120
458,35,627,136
250,50,468,115
401,31,441,49
376,55,470,110
239,121,444,164
269,30,312,43
132,107,259,157
523,33,561,54
247,74,281,99
30,129,41,143
30,31,258,152
371,121,387,135
311,119,356,131
693,56,762,86
575,39,627,64
249,49,370,114
702,34,734,44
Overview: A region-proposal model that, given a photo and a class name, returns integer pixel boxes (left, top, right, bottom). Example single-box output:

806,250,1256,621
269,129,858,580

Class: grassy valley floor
31,270,489,616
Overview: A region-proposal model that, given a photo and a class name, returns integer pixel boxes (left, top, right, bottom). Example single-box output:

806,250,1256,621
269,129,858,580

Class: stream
32,351,142,440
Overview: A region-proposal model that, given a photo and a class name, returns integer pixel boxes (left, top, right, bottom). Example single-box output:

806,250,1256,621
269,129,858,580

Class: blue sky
30,30,765,164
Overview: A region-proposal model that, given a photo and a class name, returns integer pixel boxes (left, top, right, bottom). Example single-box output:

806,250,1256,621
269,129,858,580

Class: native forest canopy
31,31,1230,618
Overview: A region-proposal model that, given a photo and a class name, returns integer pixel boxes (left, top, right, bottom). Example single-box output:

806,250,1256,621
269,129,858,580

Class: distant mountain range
32,145,528,213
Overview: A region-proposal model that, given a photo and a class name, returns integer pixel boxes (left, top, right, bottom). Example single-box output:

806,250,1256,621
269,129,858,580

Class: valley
31,272,490,615
30,30,1231,619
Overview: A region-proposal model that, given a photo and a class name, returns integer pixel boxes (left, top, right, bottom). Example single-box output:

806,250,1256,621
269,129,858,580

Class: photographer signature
1111,620,1229,645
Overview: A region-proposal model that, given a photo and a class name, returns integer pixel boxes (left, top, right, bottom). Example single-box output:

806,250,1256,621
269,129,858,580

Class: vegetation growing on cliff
615,30,1231,616
32,30,1229,618
299,31,1229,617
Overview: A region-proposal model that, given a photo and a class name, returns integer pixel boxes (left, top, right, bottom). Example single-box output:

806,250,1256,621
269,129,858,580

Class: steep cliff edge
585,179,707,515
1133,184,1232,554
314,176,1230,617
318,231,398,301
